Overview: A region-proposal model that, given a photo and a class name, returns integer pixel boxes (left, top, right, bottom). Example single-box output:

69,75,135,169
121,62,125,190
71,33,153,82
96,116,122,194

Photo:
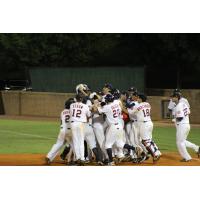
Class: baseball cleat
66,161,76,166
153,155,161,163
180,158,192,162
97,161,104,166
197,147,200,158
76,159,85,166
132,158,139,163
123,155,132,162
137,155,147,163
103,159,109,165
45,157,51,165
108,161,115,166
116,156,126,163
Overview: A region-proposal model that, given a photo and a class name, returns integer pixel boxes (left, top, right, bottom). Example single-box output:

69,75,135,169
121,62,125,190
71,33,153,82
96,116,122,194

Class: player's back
100,101,122,125
70,102,91,123
135,102,151,122
60,109,71,130
179,97,190,108
175,101,190,124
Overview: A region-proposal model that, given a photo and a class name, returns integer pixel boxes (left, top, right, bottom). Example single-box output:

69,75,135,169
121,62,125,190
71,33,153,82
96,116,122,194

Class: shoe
60,154,66,161
76,159,85,166
108,161,115,166
153,155,161,163
122,155,132,162
103,159,109,165
97,161,104,166
84,160,90,164
197,147,200,158
45,157,51,165
180,158,191,162
132,158,139,163
116,156,126,163
137,154,147,163
67,161,76,166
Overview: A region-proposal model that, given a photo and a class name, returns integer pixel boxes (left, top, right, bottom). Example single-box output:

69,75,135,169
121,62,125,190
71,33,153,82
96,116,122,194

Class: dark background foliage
0,33,199,89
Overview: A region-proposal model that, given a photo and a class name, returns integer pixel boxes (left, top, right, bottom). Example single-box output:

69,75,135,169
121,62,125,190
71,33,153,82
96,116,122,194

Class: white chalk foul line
0,130,56,140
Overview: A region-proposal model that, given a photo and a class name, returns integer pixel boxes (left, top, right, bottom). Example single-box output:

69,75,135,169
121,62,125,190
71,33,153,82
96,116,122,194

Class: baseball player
96,94,137,166
128,94,161,163
91,94,108,162
168,89,190,122
101,83,113,103
70,94,92,165
126,91,146,160
171,92,200,161
45,98,74,165
82,96,103,165
70,94,103,165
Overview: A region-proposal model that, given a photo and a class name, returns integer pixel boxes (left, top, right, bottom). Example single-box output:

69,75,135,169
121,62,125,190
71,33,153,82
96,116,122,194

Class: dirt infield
0,153,200,166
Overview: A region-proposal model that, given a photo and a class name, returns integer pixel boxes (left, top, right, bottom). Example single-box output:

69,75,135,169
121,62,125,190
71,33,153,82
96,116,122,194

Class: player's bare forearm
122,106,128,114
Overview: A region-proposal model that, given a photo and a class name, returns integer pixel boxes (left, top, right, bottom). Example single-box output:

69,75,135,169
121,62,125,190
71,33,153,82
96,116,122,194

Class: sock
60,146,70,159
106,148,113,162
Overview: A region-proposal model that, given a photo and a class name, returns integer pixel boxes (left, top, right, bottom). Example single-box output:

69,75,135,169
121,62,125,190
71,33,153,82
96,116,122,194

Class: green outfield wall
29,67,145,93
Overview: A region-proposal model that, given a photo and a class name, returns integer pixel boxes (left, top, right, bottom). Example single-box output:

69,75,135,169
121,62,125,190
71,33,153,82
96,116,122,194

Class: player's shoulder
61,109,69,114
176,101,185,109
142,101,150,107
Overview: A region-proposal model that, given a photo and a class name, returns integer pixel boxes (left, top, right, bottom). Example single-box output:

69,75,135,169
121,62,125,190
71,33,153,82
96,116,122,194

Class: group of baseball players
45,84,200,166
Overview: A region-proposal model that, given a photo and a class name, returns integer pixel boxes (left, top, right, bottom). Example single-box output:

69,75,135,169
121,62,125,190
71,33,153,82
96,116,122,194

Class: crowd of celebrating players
45,83,162,166
45,83,200,166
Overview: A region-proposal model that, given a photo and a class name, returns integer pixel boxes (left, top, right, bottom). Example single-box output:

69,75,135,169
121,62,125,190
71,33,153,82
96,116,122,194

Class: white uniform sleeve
98,105,108,114
183,98,190,109
127,106,137,115
86,99,92,110
168,99,176,110
86,106,91,118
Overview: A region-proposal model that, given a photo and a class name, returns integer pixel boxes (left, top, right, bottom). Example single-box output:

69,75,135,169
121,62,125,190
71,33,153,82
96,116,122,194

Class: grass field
0,118,200,154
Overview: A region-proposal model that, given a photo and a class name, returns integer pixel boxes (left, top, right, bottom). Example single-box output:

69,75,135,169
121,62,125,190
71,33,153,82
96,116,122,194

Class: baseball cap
128,86,137,92
170,88,182,97
104,83,113,90
138,93,147,102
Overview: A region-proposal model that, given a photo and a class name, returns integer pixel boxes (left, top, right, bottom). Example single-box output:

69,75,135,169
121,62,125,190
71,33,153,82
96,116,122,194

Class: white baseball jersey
60,109,71,131
70,102,91,123
128,102,152,122
92,99,104,123
98,101,122,125
127,101,139,121
174,101,190,125
168,97,190,111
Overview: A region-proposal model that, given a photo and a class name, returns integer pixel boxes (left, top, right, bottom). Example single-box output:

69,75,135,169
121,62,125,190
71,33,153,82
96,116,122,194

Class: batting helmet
104,83,113,90
105,94,114,103
170,88,182,98
128,86,138,93
112,88,121,100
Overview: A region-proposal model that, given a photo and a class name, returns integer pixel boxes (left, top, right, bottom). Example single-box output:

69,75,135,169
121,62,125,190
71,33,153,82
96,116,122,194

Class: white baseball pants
176,123,199,160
